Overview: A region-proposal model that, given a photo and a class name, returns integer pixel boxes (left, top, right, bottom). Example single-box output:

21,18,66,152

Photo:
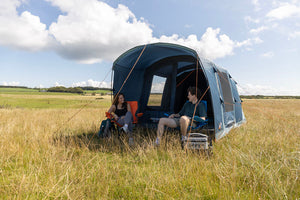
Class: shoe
155,137,160,146
121,124,128,133
181,135,187,142
129,137,134,146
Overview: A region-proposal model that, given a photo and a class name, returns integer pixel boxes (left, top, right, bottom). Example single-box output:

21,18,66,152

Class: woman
107,93,134,145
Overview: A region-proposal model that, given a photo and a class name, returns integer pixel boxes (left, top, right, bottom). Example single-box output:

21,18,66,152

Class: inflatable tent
112,43,246,140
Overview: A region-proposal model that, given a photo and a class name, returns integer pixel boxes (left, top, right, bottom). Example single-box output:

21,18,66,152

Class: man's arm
169,113,180,118
197,102,207,120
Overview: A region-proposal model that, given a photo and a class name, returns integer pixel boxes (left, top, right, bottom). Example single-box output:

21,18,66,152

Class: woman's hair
113,93,127,108
187,86,201,99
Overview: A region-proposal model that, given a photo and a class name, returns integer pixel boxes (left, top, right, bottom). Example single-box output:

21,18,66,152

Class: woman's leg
118,112,133,138
124,112,133,126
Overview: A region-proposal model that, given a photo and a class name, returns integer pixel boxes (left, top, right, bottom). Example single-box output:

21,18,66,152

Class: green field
0,87,111,109
0,91,299,199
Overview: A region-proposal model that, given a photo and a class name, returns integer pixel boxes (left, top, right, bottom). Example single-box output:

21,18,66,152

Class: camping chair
164,100,208,131
187,100,208,132
105,101,143,133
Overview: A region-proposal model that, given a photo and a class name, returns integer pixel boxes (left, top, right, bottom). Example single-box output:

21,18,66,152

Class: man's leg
180,116,191,137
156,118,177,145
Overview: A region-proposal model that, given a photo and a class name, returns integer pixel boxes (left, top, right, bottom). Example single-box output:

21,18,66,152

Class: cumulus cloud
48,0,153,63
72,79,110,88
0,0,259,63
0,0,52,51
237,83,300,96
2,81,20,86
266,3,300,20
155,28,238,60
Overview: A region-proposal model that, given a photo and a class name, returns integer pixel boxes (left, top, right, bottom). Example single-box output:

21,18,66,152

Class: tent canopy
112,43,246,140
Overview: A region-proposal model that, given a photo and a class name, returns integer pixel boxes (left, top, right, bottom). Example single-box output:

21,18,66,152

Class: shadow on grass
51,128,211,156
52,131,128,152
52,128,163,153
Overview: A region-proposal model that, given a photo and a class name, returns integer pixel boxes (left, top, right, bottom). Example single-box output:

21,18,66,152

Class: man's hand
169,114,175,118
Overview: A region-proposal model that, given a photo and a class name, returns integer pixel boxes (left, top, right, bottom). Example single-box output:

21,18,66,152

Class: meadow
0,89,299,199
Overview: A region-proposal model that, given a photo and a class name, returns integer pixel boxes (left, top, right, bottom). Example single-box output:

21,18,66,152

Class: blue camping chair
187,100,208,132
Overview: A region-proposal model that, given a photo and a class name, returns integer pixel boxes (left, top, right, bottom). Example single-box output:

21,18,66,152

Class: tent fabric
112,42,246,140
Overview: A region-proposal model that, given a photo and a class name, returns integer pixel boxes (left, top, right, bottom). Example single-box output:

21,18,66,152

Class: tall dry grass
0,99,299,199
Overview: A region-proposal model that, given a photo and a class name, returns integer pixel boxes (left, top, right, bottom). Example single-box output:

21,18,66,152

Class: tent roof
113,43,199,70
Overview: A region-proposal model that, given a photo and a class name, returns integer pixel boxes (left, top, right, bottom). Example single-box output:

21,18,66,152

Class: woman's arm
108,105,119,120
107,105,116,113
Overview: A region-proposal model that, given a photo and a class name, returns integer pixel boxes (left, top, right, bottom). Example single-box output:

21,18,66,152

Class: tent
112,43,246,140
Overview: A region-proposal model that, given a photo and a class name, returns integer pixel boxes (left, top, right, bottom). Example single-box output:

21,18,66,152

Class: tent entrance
175,68,213,121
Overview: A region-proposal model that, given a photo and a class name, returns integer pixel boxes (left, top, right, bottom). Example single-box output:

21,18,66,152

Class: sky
0,0,300,95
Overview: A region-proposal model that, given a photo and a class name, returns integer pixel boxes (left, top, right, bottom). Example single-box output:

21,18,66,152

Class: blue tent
112,43,246,140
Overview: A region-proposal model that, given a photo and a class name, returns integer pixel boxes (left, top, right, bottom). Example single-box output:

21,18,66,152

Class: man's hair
187,86,201,99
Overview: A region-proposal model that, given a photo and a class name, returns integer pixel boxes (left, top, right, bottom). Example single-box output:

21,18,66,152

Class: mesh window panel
218,71,234,112
147,75,166,106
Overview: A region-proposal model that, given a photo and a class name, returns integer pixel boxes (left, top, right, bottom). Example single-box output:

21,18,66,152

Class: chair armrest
136,113,143,117
192,116,207,123
105,112,113,119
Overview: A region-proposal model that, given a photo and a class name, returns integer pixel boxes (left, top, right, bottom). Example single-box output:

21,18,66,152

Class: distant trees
77,86,112,91
240,95,300,99
0,85,28,88
47,86,84,94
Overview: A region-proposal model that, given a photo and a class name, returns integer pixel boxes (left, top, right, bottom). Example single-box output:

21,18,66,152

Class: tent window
218,71,234,112
147,75,166,106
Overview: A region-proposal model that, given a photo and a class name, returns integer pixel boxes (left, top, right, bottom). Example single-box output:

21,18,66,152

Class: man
155,86,207,145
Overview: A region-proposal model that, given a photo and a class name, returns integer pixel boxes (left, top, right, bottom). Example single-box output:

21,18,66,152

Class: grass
0,93,299,199
0,90,112,109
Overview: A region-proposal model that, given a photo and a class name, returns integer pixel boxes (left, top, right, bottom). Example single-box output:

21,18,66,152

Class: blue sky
0,0,300,95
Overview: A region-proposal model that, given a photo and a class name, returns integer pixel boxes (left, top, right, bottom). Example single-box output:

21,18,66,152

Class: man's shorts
173,116,196,128
173,118,180,127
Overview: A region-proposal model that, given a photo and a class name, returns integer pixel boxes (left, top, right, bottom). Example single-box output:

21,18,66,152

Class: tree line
47,86,84,94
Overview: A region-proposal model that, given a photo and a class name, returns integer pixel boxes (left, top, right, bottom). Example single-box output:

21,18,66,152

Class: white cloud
0,0,258,63
250,26,269,34
72,79,110,88
48,0,153,63
54,82,64,87
266,3,300,20
155,28,237,60
237,83,300,96
0,0,52,51
235,37,263,48
261,51,274,58
2,81,20,86
252,37,263,44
